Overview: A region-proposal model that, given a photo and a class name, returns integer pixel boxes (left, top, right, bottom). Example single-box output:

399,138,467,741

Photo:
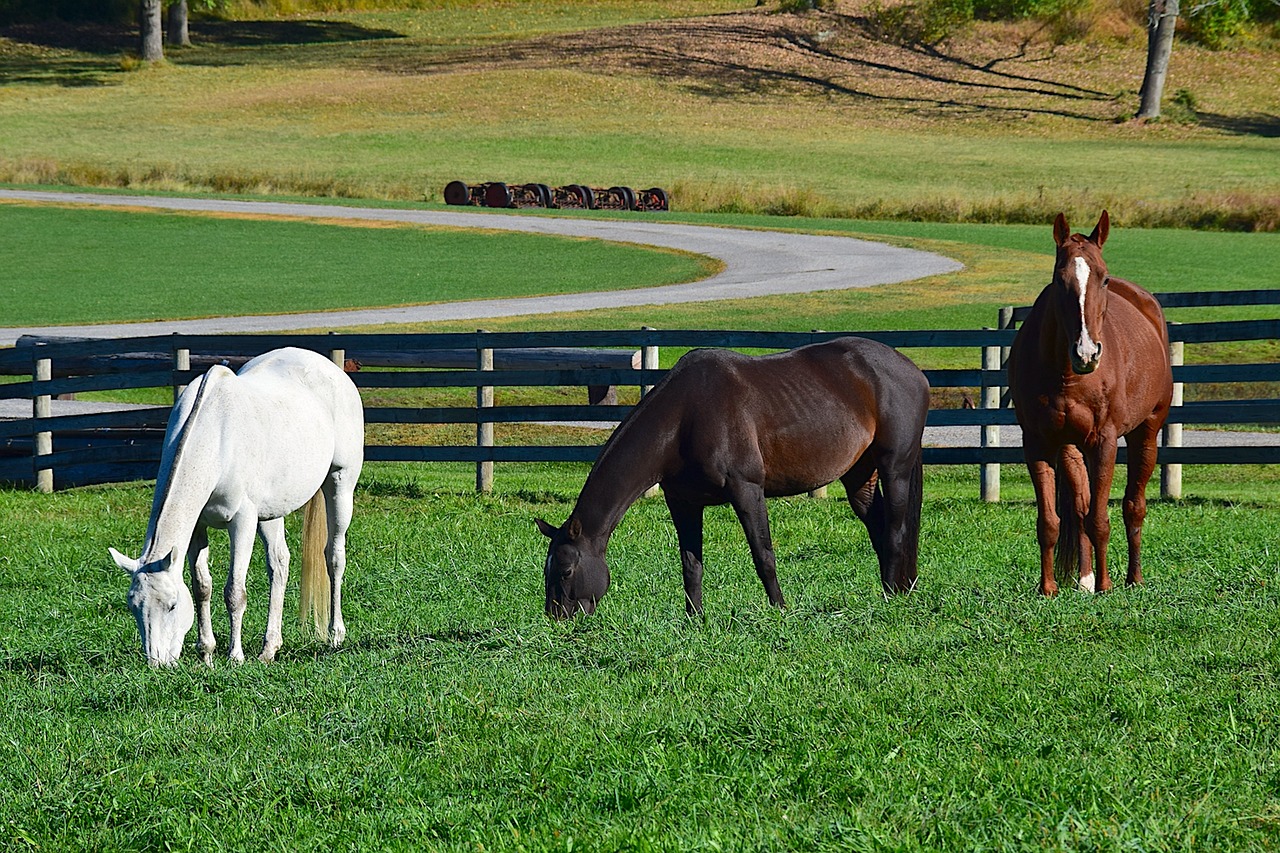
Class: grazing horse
1008,211,1173,596
110,347,364,666
536,337,929,618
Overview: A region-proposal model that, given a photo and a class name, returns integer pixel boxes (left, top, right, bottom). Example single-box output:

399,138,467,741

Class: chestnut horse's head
536,516,610,619
1051,210,1112,375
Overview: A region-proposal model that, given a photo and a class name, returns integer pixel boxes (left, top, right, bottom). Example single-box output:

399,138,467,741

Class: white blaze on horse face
1072,256,1101,367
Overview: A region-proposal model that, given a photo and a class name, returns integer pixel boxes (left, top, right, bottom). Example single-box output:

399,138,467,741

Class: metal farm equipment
444,181,669,212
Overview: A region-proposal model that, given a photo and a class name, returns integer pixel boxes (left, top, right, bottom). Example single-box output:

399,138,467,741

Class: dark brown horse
1008,211,1173,596
536,336,929,618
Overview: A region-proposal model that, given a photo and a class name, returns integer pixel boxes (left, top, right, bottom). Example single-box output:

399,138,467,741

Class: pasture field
4,201,1276,382
1,462,1278,850
0,203,716,327
1,1,1277,229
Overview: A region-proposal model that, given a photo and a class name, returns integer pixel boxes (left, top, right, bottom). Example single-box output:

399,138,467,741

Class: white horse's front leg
257,517,290,663
188,526,216,665
225,514,256,664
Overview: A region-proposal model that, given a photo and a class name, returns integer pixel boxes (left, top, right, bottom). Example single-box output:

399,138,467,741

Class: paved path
0,189,963,346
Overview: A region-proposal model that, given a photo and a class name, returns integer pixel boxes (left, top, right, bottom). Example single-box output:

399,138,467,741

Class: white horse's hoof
1076,573,1096,594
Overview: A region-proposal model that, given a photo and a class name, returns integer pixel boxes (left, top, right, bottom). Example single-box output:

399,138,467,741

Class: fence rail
2,290,1277,495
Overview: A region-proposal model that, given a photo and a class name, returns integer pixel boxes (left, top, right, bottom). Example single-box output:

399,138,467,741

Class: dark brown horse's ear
567,517,582,540
1052,212,1069,247
1089,210,1110,248
535,518,557,538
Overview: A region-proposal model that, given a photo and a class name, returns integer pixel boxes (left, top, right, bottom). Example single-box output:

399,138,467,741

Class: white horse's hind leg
258,517,290,663
188,526,216,665
325,473,357,648
225,514,256,663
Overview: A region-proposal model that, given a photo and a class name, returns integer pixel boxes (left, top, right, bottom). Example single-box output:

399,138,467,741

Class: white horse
110,347,364,666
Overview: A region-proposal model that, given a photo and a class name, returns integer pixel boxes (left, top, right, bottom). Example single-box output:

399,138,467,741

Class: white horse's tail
298,490,331,640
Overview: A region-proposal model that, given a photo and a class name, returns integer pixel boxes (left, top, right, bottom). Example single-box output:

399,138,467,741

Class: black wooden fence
1,290,1277,496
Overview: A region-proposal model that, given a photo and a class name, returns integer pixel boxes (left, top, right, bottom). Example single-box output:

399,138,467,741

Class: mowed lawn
1,462,1277,850
0,202,714,327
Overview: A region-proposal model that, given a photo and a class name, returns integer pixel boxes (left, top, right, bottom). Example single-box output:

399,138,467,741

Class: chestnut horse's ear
1052,212,1069,247
535,518,558,538
1089,210,1110,248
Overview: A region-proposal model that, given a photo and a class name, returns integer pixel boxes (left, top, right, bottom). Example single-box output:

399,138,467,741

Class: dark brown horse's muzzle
545,597,597,620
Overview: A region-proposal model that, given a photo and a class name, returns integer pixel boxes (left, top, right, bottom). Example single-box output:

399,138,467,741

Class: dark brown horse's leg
1026,452,1060,596
726,479,785,609
1084,436,1118,593
1122,421,1161,587
665,493,706,617
845,453,919,594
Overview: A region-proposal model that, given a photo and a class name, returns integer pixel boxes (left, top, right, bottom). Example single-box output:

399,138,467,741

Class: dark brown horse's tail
1052,456,1080,589
901,449,924,588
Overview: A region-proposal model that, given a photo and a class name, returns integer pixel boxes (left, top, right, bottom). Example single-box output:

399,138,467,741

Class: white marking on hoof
1076,572,1096,594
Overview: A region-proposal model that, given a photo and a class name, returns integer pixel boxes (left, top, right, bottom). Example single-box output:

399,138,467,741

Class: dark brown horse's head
535,516,609,619
1051,210,1111,375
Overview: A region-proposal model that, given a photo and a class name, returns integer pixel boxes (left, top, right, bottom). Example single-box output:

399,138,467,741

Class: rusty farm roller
444,181,669,212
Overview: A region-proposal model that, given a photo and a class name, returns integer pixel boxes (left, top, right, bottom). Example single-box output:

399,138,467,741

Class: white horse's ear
110,547,140,574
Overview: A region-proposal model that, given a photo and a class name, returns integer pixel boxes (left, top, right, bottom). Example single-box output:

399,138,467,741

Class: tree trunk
1136,0,1179,119
139,0,164,61
167,0,190,47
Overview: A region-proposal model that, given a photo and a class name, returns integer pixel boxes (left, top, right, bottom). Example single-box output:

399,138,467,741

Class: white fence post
980,329,1001,503
34,352,52,493
173,341,190,404
640,326,660,499
1162,330,1184,500
476,332,494,494
809,329,828,499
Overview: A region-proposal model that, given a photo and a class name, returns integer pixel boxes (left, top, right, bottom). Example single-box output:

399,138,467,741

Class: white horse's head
110,548,194,667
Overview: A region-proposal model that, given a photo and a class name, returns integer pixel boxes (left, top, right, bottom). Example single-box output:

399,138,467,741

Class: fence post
173,339,190,404
809,329,828,499
476,331,494,494
1162,330,1184,500
980,329,1001,503
640,326,660,498
34,351,52,493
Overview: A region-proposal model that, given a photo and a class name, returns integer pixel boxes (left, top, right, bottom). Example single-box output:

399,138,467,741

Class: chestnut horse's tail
298,489,331,640
1052,456,1080,589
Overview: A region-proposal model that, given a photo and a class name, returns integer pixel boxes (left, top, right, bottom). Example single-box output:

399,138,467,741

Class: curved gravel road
0,189,962,345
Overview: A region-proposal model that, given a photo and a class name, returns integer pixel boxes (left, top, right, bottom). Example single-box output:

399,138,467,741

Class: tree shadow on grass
0,17,404,84
1196,112,1280,138
191,18,402,48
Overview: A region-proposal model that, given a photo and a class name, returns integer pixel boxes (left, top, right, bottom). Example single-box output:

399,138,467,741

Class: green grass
0,203,713,326
1,1,1277,228
2,463,1279,850
4,201,1277,334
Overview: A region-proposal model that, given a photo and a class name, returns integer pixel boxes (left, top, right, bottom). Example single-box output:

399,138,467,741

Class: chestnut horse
1008,211,1172,596
536,336,929,618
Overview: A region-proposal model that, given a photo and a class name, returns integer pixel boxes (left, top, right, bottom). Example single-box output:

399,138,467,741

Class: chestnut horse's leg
665,494,706,617
1084,435,1118,593
1025,448,1061,596
1059,446,1096,591
725,478,785,610
1122,421,1161,587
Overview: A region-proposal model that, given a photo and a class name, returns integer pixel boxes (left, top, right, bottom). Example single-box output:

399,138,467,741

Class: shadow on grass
192,18,402,48
1196,111,1280,139
0,18,404,84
